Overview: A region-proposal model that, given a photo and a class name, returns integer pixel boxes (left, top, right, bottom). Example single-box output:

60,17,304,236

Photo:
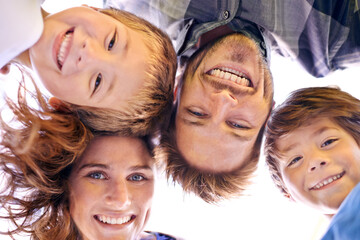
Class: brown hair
0,73,93,239
265,87,360,196
68,8,177,136
158,33,273,203
158,118,265,203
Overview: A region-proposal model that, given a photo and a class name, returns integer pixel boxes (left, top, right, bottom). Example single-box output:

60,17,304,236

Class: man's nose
105,180,131,209
211,90,238,123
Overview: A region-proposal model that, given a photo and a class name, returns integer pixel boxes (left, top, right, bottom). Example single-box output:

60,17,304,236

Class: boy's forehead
275,118,343,152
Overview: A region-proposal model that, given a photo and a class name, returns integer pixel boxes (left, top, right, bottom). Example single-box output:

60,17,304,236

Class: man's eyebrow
230,131,253,141
181,117,205,126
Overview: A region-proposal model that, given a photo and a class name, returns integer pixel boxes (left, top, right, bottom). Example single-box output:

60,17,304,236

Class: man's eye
188,109,206,117
321,138,338,148
226,121,248,129
88,172,106,180
108,30,116,51
94,73,102,93
288,156,302,167
129,174,146,182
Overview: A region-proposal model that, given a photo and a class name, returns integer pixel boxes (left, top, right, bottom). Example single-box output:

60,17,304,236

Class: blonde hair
68,8,177,136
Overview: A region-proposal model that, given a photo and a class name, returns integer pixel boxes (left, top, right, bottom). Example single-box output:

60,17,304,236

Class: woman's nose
105,180,131,209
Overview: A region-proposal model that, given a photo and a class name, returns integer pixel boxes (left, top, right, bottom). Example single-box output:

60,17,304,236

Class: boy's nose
308,159,328,172
75,39,105,72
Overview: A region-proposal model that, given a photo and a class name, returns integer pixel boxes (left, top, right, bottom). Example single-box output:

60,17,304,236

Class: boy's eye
129,174,146,182
288,156,302,167
321,138,338,148
108,30,116,51
93,73,102,93
88,172,106,180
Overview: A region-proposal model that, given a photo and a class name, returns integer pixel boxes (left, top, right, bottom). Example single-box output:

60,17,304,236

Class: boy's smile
276,118,360,215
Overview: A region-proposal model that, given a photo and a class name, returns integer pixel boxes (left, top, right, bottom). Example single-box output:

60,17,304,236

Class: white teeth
97,215,132,225
208,68,250,87
311,173,343,190
57,32,73,67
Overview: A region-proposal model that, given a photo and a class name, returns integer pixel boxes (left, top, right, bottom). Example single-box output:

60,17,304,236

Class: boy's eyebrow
313,126,336,136
282,143,297,154
281,127,338,153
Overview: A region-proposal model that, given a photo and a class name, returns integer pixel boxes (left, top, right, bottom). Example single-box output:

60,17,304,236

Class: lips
95,214,135,225
54,27,75,70
309,171,345,190
206,67,253,87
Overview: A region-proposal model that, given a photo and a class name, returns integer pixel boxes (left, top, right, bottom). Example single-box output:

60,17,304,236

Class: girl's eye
129,174,145,182
288,156,302,167
226,121,248,129
321,138,338,148
88,172,106,180
108,31,116,51
94,73,102,93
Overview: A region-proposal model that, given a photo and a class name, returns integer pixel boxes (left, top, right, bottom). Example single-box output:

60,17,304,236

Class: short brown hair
158,33,273,203
265,87,360,196
69,8,177,136
158,117,265,203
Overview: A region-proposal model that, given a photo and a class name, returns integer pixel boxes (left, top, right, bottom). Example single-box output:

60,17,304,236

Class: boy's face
30,7,149,111
276,118,360,214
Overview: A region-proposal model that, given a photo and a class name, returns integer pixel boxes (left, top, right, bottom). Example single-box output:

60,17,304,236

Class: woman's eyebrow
128,164,153,172
77,163,108,172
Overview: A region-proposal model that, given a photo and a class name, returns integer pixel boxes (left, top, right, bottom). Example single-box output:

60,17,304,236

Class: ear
49,97,71,113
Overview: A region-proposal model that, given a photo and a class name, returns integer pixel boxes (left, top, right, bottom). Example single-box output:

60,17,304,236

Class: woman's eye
321,138,338,148
226,121,247,129
88,172,105,180
94,73,102,93
108,31,116,51
129,174,145,182
288,156,302,167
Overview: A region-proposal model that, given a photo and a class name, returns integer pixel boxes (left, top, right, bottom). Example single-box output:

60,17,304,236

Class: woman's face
29,7,150,111
68,136,155,240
